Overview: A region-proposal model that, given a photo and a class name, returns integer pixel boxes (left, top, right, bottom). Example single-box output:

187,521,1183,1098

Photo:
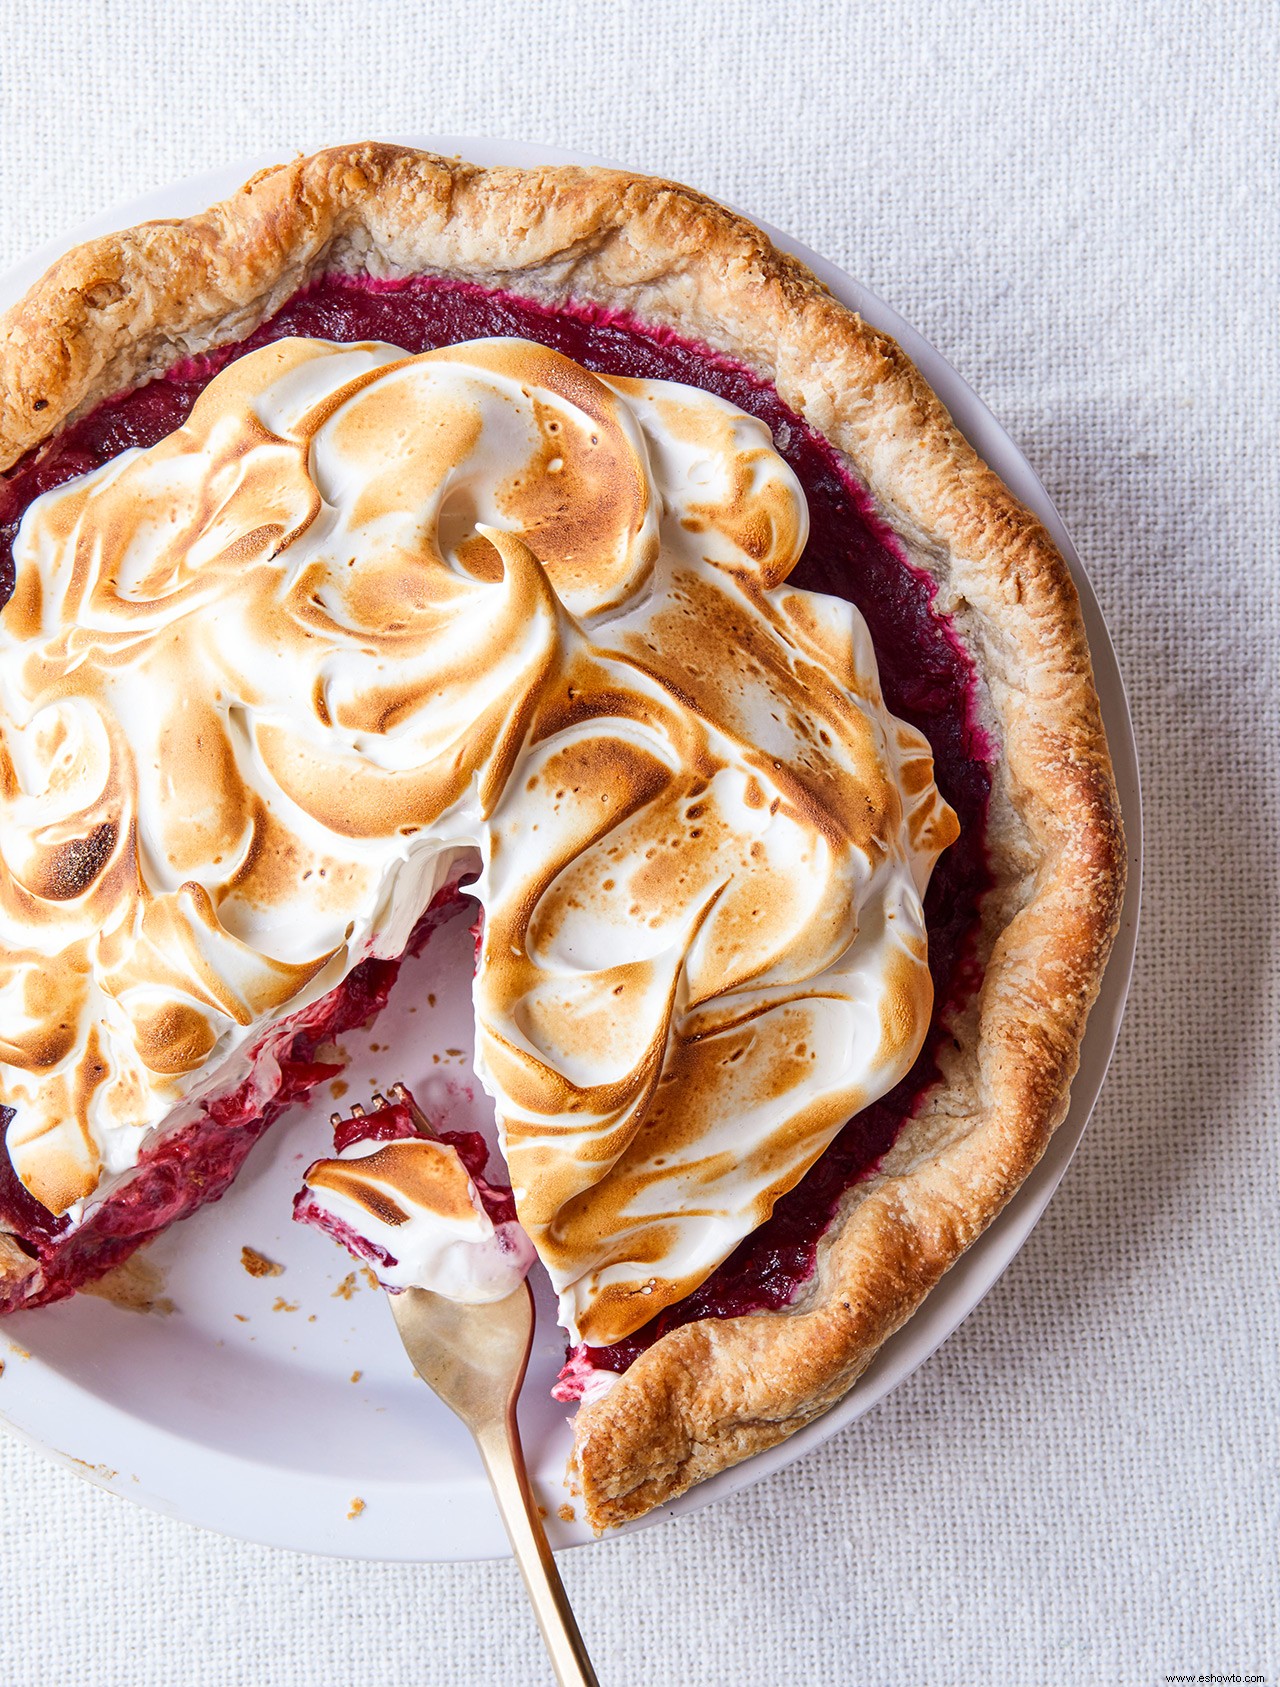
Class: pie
0,143,1126,1529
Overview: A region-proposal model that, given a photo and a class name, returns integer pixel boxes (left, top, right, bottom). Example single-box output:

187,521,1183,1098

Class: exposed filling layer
0,276,992,1358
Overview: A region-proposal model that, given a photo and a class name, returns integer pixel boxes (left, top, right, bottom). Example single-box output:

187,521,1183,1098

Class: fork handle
475,1418,599,1687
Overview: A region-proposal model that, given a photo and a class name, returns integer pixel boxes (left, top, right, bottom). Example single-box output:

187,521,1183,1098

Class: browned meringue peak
298,1136,535,1302
0,334,957,1344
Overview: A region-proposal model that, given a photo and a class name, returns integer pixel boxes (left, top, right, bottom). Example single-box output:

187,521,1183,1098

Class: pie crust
0,142,1126,1528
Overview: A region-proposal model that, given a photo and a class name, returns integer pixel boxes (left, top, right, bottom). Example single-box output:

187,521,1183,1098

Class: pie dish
0,142,1126,1531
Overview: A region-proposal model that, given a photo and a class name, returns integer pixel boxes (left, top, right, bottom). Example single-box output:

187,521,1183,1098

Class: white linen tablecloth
1,2,1277,1683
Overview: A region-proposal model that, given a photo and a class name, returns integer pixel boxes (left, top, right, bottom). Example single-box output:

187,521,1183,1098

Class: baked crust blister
0,143,1126,1529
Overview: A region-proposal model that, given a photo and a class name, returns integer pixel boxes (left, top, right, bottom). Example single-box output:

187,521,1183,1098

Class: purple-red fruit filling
0,275,991,1365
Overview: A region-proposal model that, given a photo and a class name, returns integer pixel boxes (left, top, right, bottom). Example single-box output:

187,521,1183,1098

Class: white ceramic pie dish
0,135,1141,1561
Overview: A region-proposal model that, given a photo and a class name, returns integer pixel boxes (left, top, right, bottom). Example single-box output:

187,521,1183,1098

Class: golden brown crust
0,143,1125,1527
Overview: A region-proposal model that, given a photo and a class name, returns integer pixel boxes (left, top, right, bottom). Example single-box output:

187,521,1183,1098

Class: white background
1,3,1277,1685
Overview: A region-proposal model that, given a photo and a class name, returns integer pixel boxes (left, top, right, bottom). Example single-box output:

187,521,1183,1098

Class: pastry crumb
307,1314,316,1323
558,1504,576,1523
347,1497,366,1520
7,1345,30,1360
333,1272,358,1300
329,1078,348,1100
233,1313,249,1323
536,1504,548,1520
350,1369,363,1384
361,1268,380,1291
272,1296,300,1313
240,1245,284,1279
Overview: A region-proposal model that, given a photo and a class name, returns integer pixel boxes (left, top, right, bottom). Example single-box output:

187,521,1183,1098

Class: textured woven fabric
2,2,1278,1684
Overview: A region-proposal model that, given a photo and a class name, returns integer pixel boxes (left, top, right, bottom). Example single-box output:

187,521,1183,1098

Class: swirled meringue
0,335,958,1344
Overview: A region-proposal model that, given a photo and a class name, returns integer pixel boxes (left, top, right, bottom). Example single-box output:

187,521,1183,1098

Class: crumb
536,1504,548,1519
432,1053,440,1064
350,1370,363,1384
234,1314,249,1323
369,1042,381,1053
333,1273,358,1301
307,1314,316,1323
240,1246,284,1279
347,1497,366,1520
272,1297,300,1313
558,1504,576,1523
427,993,436,1007
8,1344,30,1360
361,1268,380,1291
445,1048,463,1057
329,1078,348,1100
408,1005,417,1013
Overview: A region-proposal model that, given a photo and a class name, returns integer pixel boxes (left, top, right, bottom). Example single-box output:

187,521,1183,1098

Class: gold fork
373,1086,598,1687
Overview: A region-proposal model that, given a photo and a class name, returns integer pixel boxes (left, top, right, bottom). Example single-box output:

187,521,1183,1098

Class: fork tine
389,1079,436,1137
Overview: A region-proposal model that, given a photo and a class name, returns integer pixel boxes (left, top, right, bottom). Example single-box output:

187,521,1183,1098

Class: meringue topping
0,334,958,1344
297,1135,535,1302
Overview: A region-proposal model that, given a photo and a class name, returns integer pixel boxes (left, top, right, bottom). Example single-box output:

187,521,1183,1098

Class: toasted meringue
0,335,958,1343
297,1135,535,1302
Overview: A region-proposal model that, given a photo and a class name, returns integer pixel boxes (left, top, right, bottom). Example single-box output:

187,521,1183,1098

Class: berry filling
0,274,992,1370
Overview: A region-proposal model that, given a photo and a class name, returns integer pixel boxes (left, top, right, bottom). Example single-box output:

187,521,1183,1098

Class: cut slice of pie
0,144,1125,1529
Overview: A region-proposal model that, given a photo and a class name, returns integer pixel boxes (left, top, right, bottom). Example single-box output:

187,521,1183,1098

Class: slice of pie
0,144,1125,1529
